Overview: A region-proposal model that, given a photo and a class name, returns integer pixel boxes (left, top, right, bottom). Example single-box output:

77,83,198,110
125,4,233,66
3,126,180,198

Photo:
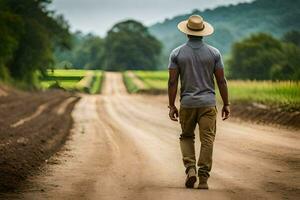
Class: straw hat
177,15,214,36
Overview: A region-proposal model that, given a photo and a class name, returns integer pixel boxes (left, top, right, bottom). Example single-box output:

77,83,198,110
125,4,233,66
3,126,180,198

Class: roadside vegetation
89,71,104,94
227,81,300,111
40,69,103,94
123,71,141,93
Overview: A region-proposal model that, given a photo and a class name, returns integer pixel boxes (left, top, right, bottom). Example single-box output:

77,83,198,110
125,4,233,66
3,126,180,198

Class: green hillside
149,0,300,56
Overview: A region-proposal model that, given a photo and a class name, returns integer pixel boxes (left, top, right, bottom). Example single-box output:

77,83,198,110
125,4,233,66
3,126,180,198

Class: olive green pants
179,106,217,178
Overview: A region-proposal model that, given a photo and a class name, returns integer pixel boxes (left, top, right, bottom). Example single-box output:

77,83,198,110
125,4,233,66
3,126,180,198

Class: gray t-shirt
168,39,224,108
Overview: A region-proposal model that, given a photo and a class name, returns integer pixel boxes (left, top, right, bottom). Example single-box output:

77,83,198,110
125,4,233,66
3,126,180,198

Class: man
167,15,230,189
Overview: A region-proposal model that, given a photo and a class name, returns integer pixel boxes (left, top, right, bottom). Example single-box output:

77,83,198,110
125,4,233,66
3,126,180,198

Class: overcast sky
51,0,253,36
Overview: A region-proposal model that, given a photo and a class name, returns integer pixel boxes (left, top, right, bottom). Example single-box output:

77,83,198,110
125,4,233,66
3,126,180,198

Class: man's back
168,38,224,108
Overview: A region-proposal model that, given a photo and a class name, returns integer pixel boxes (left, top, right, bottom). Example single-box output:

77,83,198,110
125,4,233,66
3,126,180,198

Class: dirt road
3,72,299,200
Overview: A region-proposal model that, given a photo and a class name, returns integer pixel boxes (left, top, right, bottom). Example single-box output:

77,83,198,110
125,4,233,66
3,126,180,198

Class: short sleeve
215,51,224,69
168,49,179,69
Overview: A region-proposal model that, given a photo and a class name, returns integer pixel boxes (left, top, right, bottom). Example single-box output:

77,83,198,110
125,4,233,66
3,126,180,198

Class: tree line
55,20,162,72
0,0,71,87
228,31,300,80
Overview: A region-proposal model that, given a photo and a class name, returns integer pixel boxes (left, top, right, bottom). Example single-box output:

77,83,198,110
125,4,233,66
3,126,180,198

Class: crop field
227,81,300,110
40,69,103,94
123,71,167,93
124,71,300,110
134,71,168,90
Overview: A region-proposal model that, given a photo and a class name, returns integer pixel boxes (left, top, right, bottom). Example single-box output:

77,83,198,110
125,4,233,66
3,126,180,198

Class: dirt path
3,72,299,200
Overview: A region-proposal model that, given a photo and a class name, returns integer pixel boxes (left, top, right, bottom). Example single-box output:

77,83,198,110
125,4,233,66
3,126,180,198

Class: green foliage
56,21,163,71
228,33,300,80
0,64,11,82
54,32,105,70
0,0,71,86
105,20,162,71
0,12,22,61
270,43,300,80
149,0,300,63
282,30,300,47
228,33,282,80
77,36,104,70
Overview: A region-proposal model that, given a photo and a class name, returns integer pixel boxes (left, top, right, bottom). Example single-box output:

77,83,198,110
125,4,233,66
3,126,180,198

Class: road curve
5,72,299,200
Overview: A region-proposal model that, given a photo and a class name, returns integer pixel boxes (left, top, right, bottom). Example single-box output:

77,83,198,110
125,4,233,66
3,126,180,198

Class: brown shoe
198,177,209,189
185,168,197,188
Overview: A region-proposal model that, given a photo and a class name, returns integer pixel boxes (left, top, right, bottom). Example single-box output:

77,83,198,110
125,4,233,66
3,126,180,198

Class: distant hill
149,0,300,56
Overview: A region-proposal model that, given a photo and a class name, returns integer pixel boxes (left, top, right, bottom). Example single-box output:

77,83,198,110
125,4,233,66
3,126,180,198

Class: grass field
123,71,142,93
133,71,167,91
40,69,103,94
124,71,300,110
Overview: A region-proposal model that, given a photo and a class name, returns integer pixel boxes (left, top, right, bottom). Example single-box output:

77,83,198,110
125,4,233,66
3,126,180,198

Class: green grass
47,69,87,77
123,71,140,93
89,71,103,94
40,69,103,94
41,69,86,90
127,70,300,110
133,71,167,90
227,81,300,110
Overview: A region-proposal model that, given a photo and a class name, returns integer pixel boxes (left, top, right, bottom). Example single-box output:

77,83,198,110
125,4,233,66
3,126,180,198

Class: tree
54,32,105,69
104,20,162,71
282,30,300,47
0,0,71,86
270,43,300,80
228,32,300,80
73,34,105,69
0,11,23,81
228,33,282,80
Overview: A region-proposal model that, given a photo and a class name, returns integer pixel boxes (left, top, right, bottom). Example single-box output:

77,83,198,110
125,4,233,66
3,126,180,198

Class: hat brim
177,20,214,36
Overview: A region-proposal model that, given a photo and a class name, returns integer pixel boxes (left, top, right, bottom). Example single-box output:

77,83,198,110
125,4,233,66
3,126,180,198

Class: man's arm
168,68,179,121
214,68,230,120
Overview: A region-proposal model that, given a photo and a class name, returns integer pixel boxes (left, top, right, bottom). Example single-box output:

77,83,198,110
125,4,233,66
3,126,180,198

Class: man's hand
222,105,230,121
168,106,179,121
215,68,230,121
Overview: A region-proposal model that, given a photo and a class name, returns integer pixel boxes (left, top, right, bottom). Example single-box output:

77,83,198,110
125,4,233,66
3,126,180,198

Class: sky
51,0,253,36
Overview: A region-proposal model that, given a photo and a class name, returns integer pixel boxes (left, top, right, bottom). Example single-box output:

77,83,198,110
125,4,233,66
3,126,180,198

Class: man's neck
188,35,203,41
189,38,202,41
